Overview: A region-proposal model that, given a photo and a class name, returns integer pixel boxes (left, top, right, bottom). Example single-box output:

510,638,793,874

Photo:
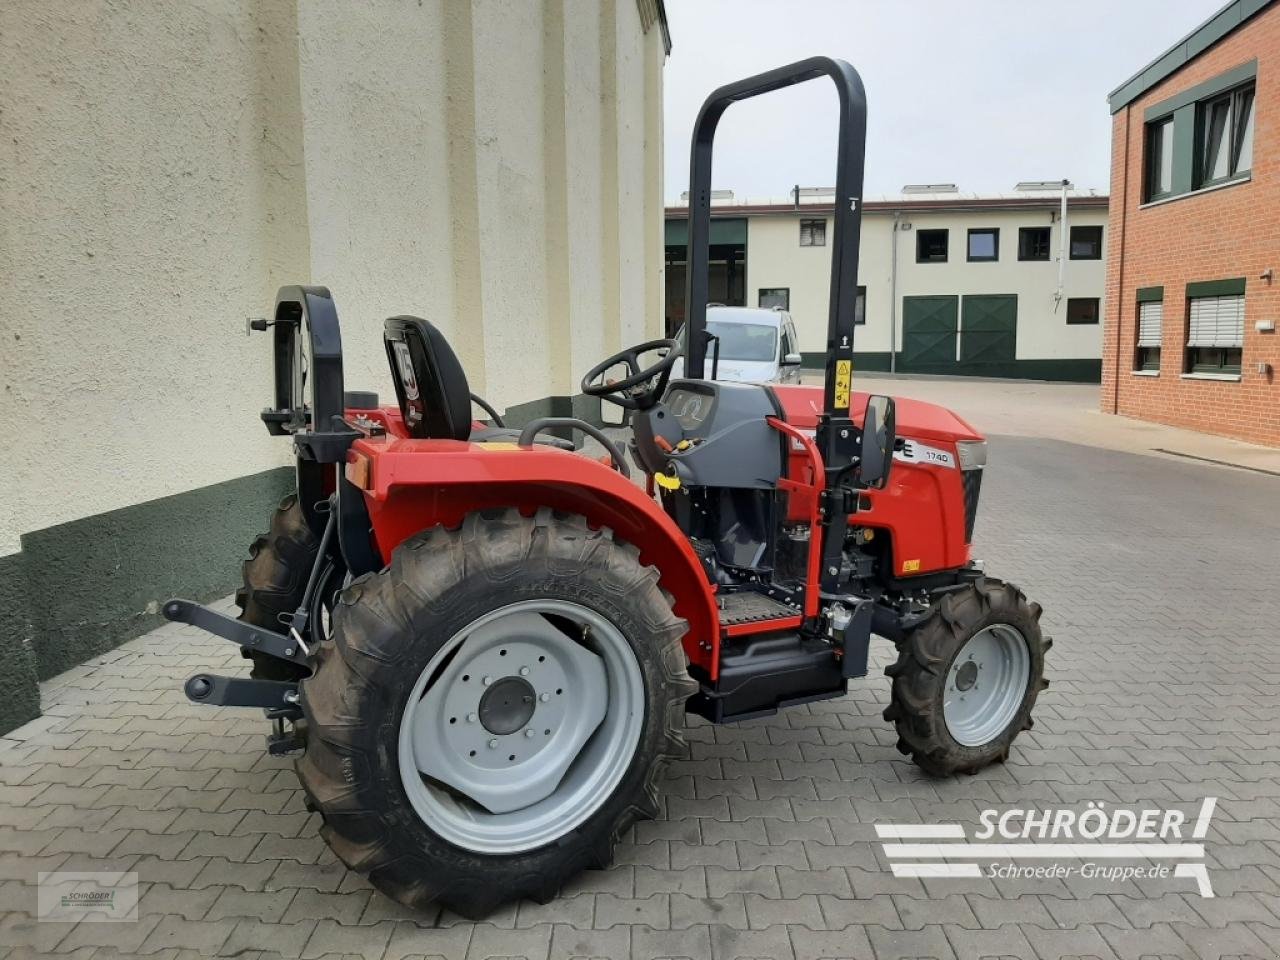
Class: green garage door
900,296,958,372
960,295,1017,366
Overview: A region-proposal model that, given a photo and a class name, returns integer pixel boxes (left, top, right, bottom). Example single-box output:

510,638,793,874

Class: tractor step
686,633,845,724
716,591,799,627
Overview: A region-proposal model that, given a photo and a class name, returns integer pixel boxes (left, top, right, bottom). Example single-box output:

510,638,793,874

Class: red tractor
169,58,1047,916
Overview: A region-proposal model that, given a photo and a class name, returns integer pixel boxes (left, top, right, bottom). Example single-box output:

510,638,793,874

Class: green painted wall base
1,466,293,734
802,353,1101,383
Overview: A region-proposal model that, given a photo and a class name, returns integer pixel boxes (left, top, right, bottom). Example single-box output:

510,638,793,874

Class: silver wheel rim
942,624,1030,747
397,599,644,854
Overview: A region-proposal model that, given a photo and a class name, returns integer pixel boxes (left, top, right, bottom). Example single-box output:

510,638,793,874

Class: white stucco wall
2,0,666,551
744,206,1108,362
0,0,308,554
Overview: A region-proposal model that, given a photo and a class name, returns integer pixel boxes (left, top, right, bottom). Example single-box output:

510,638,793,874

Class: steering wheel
581,338,683,410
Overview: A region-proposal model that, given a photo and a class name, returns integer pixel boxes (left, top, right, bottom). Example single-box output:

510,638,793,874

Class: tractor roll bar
683,56,867,420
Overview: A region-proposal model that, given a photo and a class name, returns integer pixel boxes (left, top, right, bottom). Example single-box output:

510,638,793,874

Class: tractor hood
770,384,984,445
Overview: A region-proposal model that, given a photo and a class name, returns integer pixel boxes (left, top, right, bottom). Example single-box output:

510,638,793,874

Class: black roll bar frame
682,56,869,594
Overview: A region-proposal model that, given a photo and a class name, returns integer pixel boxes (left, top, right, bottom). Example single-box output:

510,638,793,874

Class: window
1066,298,1099,325
916,229,948,263
1186,293,1244,375
1136,299,1163,372
1198,83,1254,187
1070,225,1102,260
1142,72,1256,203
855,285,866,325
967,228,999,262
1145,117,1174,201
1018,226,1051,261
800,218,826,246
758,287,789,310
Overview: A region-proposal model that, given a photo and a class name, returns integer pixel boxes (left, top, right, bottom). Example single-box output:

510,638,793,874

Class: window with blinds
799,218,826,247
1186,293,1244,375
1135,299,1163,372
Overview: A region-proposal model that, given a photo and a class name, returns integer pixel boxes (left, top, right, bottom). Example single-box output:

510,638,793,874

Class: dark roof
664,196,1109,218
1108,0,1275,113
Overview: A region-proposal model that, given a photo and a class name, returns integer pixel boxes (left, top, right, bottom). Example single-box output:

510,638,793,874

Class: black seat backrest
384,316,472,440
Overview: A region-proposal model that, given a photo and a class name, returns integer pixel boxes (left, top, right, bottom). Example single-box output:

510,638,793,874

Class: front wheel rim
942,623,1030,747
397,599,645,854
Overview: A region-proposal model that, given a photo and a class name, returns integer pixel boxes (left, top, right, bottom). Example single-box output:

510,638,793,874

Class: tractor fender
349,437,722,678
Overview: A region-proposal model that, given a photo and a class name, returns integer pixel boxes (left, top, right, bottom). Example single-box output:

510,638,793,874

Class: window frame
1195,81,1255,189
1144,116,1175,202
1017,226,1051,262
966,228,999,263
1069,225,1103,261
1065,297,1100,325
1134,292,1163,373
915,229,948,264
799,218,826,247
1184,290,1244,376
758,287,790,310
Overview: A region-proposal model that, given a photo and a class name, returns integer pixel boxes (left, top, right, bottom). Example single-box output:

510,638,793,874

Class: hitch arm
163,599,310,669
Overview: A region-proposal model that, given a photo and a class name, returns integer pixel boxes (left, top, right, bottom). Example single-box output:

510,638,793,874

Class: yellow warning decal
473,442,521,450
901,559,921,573
834,359,852,410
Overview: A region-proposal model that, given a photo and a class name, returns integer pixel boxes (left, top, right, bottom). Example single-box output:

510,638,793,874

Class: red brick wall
1102,4,1280,447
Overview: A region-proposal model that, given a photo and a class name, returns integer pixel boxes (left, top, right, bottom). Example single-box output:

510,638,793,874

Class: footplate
164,598,309,669
184,673,300,715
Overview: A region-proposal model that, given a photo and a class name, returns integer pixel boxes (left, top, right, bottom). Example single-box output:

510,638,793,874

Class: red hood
770,384,983,444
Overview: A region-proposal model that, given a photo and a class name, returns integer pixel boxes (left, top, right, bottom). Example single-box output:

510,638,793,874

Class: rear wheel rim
942,623,1030,747
397,599,644,854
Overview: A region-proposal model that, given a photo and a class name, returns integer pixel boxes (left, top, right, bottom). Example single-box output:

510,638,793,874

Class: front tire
884,580,1049,776
296,508,694,917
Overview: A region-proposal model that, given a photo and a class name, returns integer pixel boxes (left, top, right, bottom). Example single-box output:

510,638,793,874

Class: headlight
956,440,987,471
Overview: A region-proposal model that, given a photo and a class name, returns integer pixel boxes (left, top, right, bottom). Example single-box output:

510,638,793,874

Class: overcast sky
663,0,1219,202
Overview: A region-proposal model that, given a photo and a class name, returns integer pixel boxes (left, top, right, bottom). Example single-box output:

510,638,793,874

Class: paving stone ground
2,426,1279,960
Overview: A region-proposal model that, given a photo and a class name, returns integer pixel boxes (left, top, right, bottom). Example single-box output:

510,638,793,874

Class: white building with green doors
666,185,1109,381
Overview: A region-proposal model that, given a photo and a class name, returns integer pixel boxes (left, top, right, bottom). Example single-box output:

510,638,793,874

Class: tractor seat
383,315,573,450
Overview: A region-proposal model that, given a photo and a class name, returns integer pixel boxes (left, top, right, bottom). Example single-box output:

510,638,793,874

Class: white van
674,306,803,384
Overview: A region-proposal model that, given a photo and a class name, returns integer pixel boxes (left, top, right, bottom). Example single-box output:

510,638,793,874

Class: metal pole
1056,179,1068,308
889,212,900,373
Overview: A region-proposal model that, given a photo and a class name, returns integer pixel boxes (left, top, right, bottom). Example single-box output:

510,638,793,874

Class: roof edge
663,196,1110,217
1107,0,1274,113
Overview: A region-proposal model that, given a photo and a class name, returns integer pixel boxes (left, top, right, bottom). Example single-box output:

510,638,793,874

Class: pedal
184,673,300,715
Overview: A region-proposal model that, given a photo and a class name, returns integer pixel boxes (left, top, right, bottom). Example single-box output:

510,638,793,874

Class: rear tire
237,494,322,682
884,579,1049,776
296,508,694,917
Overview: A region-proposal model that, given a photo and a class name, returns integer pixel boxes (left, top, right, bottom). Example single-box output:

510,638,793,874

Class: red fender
348,434,722,678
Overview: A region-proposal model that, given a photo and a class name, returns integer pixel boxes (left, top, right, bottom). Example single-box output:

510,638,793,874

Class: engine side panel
771,384,979,576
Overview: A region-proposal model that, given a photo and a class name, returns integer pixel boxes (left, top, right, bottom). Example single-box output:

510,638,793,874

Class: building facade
667,189,1108,381
1103,0,1279,446
0,0,669,732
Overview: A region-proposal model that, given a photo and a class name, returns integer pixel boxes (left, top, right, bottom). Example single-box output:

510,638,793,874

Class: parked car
673,306,804,384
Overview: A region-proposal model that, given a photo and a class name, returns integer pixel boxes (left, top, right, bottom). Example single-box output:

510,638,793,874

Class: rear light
956,440,987,471
346,452,372,490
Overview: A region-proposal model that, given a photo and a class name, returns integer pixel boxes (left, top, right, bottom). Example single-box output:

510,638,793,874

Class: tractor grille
962,469,983,543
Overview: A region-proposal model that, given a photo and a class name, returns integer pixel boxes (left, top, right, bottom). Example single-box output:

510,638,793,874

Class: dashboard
665,385,716,429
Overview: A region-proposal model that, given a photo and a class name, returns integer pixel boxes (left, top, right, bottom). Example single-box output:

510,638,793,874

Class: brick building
1103,0,1279,446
